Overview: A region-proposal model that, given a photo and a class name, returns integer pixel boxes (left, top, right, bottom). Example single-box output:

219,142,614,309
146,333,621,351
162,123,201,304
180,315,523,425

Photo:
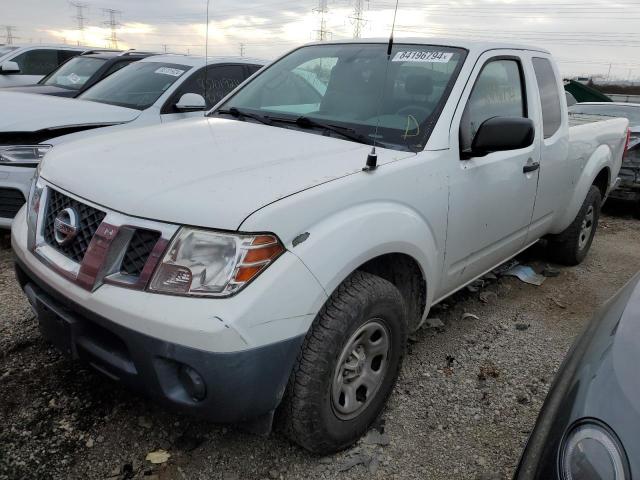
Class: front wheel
548,185,602,266
279,271,407,454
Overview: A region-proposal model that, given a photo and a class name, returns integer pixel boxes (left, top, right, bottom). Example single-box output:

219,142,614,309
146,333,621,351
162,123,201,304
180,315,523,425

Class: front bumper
15,257,304,423
0,164,34,229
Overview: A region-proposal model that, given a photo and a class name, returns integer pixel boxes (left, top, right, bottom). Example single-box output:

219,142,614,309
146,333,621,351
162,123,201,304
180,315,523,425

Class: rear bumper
14,256,305,423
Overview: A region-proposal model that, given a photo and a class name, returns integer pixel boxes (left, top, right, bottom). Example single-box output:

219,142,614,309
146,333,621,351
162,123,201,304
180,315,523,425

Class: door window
10,49,60,75
532,57,562,138
460,59,526,152
163,64,248,113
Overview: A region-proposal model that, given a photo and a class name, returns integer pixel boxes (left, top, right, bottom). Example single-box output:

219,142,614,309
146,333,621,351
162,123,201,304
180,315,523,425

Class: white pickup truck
11,39,629,453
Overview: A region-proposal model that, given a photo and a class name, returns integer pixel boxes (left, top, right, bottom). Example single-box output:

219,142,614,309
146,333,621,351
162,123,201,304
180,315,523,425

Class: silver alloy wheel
578,204,595,251
331,319,390,420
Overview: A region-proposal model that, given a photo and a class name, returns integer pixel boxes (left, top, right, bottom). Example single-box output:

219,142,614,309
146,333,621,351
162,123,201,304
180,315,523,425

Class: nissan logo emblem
53,207,79,245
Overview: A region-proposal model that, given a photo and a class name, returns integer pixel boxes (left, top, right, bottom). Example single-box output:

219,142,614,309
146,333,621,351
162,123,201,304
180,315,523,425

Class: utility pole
70,1,89,45
161,44,168,53
3,26,18,45
102,8,122,49
239,43,245,56
313,0,331,41
350,0,368,39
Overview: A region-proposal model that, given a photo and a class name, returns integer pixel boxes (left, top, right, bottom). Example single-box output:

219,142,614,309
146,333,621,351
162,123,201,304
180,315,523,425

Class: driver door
441,52,541,293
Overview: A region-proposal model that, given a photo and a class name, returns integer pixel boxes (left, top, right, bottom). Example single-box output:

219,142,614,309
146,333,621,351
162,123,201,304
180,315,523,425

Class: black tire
548,185,602,266
279,271,407,454
634,200,640,220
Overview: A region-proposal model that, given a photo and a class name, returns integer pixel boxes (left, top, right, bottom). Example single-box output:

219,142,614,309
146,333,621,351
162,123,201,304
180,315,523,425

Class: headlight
560,421,629,480
149,228,285,297
0,145,52,166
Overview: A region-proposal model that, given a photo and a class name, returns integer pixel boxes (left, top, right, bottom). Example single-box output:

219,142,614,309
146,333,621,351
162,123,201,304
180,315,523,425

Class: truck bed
568,112,619,128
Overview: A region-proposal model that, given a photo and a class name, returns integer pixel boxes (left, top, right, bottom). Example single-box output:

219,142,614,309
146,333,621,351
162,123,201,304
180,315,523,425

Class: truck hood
0,92,140,131
41,117,414,230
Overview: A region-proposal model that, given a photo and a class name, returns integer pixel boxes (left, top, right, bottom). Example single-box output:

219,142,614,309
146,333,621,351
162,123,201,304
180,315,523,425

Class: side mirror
175,93,206,111
1,61,20,74
469,116,535,158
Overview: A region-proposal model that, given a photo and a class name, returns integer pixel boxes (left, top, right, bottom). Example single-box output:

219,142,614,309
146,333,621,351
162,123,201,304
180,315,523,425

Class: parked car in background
569,102,640,217
11,39,629,453
515,272,640,480
0,50,157,98
0,54,266,228
0,44,87,87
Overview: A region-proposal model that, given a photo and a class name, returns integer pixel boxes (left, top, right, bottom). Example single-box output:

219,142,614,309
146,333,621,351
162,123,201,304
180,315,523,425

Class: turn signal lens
148,228,284,297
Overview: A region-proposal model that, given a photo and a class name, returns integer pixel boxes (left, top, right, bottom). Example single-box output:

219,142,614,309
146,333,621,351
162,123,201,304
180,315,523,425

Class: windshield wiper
269,115,370,145
215,107,272,126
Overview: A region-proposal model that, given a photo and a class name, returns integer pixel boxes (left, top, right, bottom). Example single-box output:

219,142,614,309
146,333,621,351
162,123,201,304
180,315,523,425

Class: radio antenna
204,0,210,106
363,0,400,172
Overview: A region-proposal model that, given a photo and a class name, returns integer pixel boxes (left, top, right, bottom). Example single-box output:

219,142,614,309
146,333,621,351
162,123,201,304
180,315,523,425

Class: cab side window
10,49,60,75
532,57,562,138
460,59,525,152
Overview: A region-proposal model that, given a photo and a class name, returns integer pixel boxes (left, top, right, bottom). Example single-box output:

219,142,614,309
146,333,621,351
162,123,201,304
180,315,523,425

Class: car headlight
0,145,52,166
560,420,630,480
149,228,285,297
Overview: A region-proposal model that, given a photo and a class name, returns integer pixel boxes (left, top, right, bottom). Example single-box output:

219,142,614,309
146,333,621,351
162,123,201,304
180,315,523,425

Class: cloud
4,0,640,79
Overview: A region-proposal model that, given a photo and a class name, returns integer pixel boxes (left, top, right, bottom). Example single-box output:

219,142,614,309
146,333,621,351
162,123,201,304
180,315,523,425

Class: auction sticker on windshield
392,51,453,63
155,67,185,77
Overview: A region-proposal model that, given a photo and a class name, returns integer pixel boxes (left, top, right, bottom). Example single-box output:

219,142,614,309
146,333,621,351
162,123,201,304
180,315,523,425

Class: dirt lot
1,203,639,480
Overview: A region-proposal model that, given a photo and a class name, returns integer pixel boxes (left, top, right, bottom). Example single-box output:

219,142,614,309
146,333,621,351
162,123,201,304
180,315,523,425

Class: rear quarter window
532,57,562,138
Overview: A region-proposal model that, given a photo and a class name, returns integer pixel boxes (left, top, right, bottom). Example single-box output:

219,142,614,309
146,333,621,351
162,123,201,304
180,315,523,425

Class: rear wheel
548,185,601,266
279,271,407,454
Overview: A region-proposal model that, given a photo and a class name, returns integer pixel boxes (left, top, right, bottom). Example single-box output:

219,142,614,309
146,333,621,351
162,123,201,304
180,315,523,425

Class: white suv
0,44,87,87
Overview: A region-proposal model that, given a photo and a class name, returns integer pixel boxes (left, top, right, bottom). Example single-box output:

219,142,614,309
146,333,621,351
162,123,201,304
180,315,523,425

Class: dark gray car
515,272,640,480
0,50,155,98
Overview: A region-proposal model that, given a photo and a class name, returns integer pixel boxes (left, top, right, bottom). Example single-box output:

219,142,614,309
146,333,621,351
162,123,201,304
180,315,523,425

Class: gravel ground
1,203,639,480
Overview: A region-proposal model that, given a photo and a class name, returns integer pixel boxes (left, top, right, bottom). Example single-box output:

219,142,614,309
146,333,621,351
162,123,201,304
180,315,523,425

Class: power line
2,26,18,45
102,8,122,49
69,1,89,45
313,0,331,41
350,0,368,38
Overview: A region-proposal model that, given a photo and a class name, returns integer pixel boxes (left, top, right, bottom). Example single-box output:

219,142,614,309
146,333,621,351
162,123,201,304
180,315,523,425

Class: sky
3,0,640,80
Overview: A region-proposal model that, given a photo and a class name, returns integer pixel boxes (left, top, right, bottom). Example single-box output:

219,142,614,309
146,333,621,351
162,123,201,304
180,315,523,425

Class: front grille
43,188,106,262
0,188,26,219
120,229,160,276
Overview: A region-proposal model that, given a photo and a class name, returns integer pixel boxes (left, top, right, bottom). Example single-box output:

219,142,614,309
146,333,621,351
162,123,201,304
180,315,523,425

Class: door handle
523,162,540,174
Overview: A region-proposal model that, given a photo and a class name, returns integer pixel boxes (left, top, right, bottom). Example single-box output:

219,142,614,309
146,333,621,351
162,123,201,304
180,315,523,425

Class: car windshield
215,43,467,151
40,56,106,90
569,104,640,127
78,61,191,110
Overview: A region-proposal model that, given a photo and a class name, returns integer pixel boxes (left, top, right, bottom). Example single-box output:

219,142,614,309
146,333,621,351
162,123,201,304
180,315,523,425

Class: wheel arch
550,144,612,234
288,201,439,332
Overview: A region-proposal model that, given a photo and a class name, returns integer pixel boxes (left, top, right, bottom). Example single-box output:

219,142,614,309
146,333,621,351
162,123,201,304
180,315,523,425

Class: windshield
40,56,106,90
215,43,467,151
78,61,191,110
569,104,640,127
